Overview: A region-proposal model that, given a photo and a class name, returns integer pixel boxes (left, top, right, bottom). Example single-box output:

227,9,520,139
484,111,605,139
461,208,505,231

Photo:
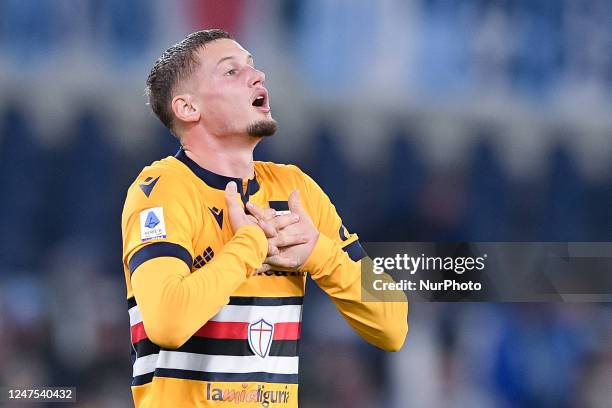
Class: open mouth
252,96,265,107
251,89,270,112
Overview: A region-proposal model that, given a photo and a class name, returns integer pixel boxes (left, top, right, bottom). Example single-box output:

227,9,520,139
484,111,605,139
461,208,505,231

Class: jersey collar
175,148,260,203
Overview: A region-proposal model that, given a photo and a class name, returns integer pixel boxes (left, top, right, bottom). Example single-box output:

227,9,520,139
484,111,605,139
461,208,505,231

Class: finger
263,208,276,219
254,263,272,274
288,190,306,217
270,212,300,230
267,240,280,256
246,214,277,238
246,214,275,238
273,231,309,248
274,221,301,236
225,181,240,209
258,219,277,239
268,246,279,257
225,181,245,226
265,254,298,269
246,201,275,221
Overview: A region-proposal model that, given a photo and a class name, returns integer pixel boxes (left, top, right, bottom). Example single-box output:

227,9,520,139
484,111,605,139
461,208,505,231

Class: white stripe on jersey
133,352,299,377
129,305,142,326
159,351,299,374
133,353,159,377
210,304,302,323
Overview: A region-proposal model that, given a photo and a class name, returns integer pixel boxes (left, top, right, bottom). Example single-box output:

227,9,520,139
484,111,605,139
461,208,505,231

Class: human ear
171,94,201,123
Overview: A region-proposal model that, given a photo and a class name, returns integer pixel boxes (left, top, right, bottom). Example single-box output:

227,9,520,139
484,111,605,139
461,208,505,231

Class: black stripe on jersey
270,340,299,357
128,242,193,275
342,240,367,262
178,338,252,356
154,369,298,384
228,296,304,306
133,337,298,359
127,297,136,309
167,337,298,357
269,201,289,211
132,372,154,386
134,339,161,358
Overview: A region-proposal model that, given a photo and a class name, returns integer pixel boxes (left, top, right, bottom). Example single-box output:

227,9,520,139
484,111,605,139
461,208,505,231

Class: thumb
225,181,242,213
288,190,306,216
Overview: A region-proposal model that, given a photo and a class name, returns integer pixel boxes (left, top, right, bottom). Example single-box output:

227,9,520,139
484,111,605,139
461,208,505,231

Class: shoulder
127,156,195,194
254,161,312,185
122,156,198,217
255,161,303,176
255,161,331,207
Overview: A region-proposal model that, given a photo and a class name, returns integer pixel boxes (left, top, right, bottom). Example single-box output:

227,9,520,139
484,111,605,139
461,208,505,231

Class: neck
180,131,260,179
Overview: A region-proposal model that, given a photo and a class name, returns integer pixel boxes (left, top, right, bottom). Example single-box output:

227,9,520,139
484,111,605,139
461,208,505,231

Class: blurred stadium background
0,1,611,407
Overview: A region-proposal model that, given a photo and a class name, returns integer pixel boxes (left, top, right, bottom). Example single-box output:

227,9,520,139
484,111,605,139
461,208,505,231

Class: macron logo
209,207,224,229
139,176,160,197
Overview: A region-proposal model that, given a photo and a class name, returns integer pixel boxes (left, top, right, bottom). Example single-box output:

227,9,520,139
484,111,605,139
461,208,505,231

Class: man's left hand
246,190,319,272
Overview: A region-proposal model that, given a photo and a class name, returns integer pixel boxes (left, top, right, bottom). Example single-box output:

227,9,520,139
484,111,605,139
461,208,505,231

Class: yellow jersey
121,149,407,407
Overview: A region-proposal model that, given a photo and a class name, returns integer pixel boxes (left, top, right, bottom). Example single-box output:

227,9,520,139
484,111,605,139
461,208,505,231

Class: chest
190,187,306,297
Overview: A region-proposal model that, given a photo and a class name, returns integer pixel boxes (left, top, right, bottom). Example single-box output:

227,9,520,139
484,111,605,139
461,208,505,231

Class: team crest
248,319,274,358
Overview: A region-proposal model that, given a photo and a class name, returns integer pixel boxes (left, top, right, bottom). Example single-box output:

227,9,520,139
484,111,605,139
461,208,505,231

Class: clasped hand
225,181,319,272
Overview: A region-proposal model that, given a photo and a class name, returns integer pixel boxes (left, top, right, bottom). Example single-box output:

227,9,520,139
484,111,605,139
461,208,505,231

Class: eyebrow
216,54,253,67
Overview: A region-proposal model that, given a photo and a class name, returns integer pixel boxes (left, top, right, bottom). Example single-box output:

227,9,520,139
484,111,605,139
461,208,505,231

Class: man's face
188,39,276,138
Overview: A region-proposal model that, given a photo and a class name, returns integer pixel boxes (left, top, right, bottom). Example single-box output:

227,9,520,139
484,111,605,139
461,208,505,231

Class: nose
250,67,265,87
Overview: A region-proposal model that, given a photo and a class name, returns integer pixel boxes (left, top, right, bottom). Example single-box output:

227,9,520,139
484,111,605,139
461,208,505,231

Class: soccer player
121,29,408,407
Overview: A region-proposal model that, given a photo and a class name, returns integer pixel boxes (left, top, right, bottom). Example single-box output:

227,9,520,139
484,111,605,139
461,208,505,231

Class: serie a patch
139,207,167,242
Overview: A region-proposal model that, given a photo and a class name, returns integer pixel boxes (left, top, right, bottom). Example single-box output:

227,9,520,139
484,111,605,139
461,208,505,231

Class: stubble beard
246,118,278,138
